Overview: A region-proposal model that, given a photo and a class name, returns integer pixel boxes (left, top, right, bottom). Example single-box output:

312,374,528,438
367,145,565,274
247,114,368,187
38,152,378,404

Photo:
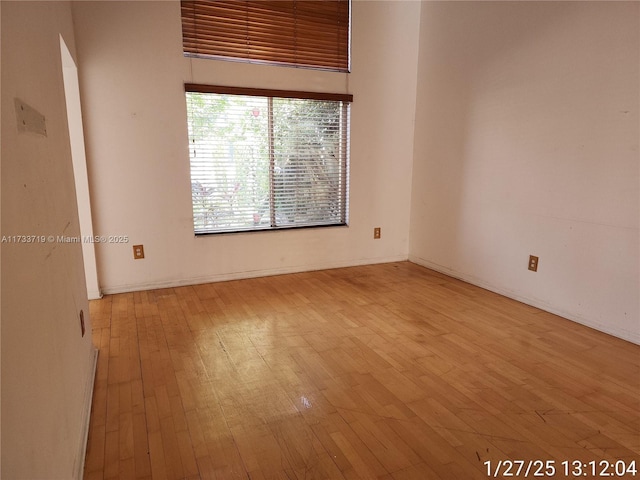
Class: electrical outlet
80,310,85,337
133,244,145,259
528,255,539,272
374,227,381,239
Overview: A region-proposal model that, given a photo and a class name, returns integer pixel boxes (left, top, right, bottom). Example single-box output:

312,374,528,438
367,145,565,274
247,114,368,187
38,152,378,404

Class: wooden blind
180,0,350,72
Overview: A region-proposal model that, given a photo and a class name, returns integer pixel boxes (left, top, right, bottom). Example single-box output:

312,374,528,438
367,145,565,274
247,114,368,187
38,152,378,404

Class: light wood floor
84,262,639,479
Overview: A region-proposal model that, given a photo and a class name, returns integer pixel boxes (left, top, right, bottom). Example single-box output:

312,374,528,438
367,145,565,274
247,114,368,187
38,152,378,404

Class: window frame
185,84,353,236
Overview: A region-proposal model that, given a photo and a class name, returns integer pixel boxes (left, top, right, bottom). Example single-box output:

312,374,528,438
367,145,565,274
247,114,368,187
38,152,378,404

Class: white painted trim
409,255,640,346
100,255,409,294
60,35,101,301
87,289,103,301
74,346,98,480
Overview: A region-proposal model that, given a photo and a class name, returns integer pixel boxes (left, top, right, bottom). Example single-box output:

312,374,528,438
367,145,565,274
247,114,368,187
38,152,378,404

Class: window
180,0,350,72
186,84,352,235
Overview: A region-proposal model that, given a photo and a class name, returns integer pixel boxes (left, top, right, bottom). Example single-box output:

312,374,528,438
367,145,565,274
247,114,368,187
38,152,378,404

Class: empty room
1,1,638,479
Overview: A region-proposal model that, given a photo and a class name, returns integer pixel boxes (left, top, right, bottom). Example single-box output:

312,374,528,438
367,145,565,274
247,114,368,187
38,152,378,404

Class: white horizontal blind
186,86,351,234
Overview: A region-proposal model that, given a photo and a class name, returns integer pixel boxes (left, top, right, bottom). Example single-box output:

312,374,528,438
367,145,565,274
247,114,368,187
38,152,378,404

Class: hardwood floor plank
132,411,152,479
84,423,106,478
84,262,640,479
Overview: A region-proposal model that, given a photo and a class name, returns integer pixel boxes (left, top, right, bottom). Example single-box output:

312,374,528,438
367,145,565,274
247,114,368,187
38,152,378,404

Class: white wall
409,2,639,344
72,0,421,294
1,1,97,478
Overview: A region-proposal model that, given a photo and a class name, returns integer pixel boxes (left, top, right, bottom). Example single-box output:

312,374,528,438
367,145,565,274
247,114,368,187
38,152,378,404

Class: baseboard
409,255,640,346
100,255,409,295
74,346,98,480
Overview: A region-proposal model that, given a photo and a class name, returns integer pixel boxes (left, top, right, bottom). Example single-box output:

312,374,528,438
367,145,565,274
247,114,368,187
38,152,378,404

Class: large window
186,84,352,235
180,0,350,72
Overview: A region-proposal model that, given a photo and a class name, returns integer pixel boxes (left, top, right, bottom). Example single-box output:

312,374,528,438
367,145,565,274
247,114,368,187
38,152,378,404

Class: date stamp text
484,459,637,477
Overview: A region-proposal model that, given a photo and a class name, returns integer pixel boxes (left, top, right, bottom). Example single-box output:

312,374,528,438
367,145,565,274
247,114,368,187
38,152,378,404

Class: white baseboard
100,255,409,295
409,255,640,346
74,346,98,480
